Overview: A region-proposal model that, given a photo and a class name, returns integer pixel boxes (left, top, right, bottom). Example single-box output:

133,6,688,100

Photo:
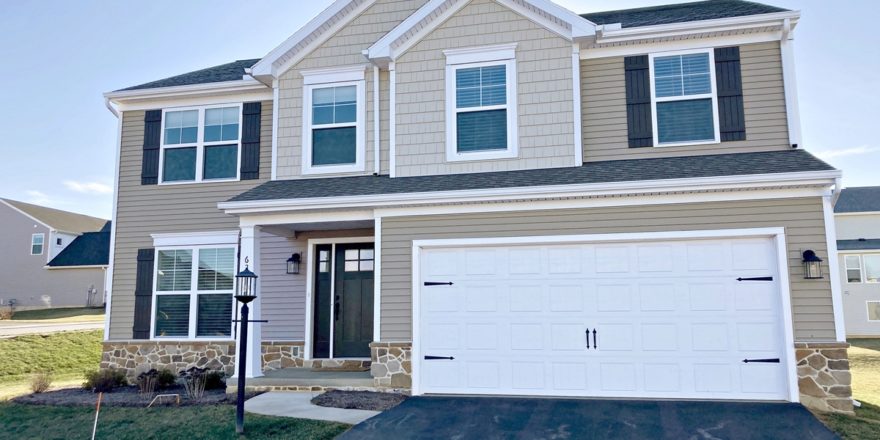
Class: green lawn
815,338,880,438
11,307,104,322
0,403,349,440
0,330,102,400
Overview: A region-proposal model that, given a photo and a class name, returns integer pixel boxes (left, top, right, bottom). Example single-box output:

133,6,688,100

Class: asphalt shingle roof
47,222,111,267
581,0,788,28
834,187,880,213
117,59,260,92
1,199,107,233
229,150,834,203
837,239,880,251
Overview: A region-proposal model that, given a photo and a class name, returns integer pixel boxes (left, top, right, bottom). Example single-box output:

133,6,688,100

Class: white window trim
444,44,518,162
150,244,237,341
868,301,880,322
844,254,863,284
158,103,243,185
301,66,367,175
648,48,721,148
864,254,880,284
30,233,44,255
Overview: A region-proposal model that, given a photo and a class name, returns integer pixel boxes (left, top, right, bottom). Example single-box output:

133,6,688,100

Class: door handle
593,329,598,350
585,328,591,349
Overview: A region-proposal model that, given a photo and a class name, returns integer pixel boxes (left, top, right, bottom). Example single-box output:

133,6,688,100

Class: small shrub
30,372,53,393
179,367,207,401
136,369,159,400
157,369,176,389
0,306,13,320
204,370,226,390
83,369,127,392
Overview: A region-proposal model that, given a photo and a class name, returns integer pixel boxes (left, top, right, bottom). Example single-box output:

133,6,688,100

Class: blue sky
0,0,876,219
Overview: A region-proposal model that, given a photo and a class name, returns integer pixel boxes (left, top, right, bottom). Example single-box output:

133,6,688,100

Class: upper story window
444,44,518,162
30,233,44,255
153,246,235,339
845,254,880,283
160,104,241,183
301,66,366,175
649,50,720,147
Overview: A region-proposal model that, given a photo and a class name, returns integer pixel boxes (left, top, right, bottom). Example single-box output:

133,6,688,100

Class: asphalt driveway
341,396,838,440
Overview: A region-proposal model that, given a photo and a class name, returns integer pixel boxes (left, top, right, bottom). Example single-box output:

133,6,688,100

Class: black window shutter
624,55,653,148
240,102,262,180
141,110,162,185
715,47,746,141
132,248,155,339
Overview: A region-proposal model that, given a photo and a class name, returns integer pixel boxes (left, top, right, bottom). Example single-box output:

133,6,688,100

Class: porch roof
229,150,834,203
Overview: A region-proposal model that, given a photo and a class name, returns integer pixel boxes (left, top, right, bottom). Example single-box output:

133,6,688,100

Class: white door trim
410,227,799,402
304,236,375,360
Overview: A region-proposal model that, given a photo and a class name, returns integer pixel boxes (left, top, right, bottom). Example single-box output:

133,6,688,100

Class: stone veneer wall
796,342,854,414
101,341,237,379
260,341,371,371
370,342,412,388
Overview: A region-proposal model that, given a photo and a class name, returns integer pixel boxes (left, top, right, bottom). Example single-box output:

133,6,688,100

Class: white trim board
303,236,375,361
409,227,799,403
106,80,272,112
823,195,847,342
151,230,239,247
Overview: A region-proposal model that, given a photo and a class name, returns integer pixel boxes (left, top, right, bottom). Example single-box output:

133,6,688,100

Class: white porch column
236,225,263,378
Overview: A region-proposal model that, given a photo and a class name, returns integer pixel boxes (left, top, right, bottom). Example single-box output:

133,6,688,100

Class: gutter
218,169,841,215
594,11,801,45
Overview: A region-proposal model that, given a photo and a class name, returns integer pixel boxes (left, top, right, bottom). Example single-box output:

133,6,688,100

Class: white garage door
416,236,792,401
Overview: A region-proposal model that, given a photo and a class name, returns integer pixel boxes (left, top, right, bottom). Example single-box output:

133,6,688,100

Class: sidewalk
0,321,103,338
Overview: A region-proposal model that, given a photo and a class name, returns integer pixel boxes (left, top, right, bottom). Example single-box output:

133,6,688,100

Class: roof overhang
248,0,377,82
218,170,841,216
366,0,596,66
104,79,272,111
582,10,800,58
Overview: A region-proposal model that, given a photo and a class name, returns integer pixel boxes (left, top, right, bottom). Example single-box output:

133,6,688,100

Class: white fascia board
106,80,272,111
503,0,596,39
835,211,880,217
249,0,365,77
218,169,841,215
45,265,108,270
592,11,800,46
582,31,784,60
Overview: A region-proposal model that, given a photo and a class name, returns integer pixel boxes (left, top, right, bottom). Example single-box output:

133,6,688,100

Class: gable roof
581,0,789,29
835,187,880,214
116,59,259,92
1,199,107,234
47,222,111,267
227,150,834,203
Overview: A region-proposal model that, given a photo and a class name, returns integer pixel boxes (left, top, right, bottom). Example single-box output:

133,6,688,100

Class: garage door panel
418,236,789,401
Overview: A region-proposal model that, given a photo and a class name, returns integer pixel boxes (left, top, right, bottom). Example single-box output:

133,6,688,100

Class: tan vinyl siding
380,197,834,342
581,42,790,161
109,102,272,340
276,0,425,179
393,0,575,177
259,228,373,341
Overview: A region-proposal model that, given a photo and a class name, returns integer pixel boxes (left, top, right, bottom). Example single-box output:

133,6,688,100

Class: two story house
102,0,852,414
835,187,880,337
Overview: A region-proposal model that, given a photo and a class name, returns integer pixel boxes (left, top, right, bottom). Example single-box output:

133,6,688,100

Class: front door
333,243,374,358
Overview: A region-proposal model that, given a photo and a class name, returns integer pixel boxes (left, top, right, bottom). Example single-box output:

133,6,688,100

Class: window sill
446,148,517,162
302,163,365,175
158,177,241,186
653,138,721,148
150,337,235,342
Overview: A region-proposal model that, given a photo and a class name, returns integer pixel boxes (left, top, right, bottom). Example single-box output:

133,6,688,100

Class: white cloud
813,145,880,160
25,190,51,205
63,180,112,195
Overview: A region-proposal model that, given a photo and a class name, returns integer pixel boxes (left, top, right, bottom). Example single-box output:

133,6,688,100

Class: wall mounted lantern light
286,253,301,275
802,250,823,279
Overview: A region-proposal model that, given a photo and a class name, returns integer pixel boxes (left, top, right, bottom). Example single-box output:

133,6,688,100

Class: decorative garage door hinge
424,355,455,360
424,281,454,286
742,358,780,363
736,276,774,281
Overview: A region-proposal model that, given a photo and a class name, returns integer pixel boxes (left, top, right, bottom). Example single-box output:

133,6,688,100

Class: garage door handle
737,276,774,281
593,329,598,350
424,355,455,360
585,328,590,349
743,358,780,363
424,281,454,286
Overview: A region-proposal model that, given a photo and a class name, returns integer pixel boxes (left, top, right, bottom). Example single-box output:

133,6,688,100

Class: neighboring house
101,0,852,414
0,199,109,309
834,187,880,337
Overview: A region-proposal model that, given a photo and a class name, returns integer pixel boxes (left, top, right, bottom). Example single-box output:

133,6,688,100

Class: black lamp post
234,258,258,435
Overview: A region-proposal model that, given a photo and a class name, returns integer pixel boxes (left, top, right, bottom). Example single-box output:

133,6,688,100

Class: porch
227,368,374,394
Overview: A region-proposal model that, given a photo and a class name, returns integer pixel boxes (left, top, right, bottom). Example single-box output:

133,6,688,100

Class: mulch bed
13,385,229,407
311,390,407,411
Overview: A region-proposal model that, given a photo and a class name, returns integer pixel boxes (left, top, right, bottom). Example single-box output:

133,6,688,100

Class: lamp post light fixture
286,253,301,275
234,258,258,435
802,250,823,279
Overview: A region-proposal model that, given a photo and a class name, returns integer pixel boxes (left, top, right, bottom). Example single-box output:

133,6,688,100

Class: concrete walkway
245,392,380,425
0,321,103,338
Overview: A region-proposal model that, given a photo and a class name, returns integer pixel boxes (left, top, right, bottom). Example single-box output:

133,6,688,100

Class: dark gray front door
333,243,374,358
